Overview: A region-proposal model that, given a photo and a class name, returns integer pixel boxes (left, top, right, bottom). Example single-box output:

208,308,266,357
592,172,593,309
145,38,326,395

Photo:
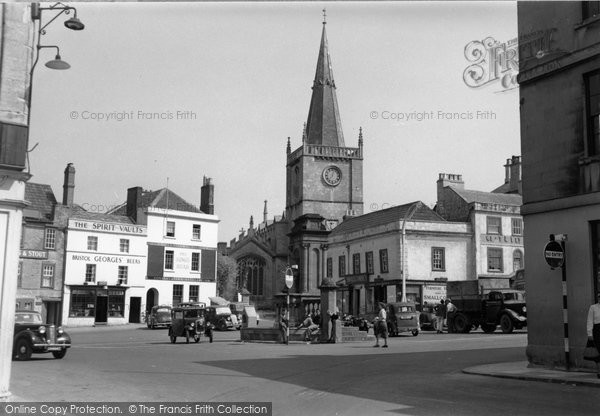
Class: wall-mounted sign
481,235,523,246
69,219,146,235
423,285,447,303
20,250,48,259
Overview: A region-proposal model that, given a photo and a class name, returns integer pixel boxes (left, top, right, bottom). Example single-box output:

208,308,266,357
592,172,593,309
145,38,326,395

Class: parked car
419,303,437,331
386,302,420,336
228,303,246,329
146,305,172,329
205,306,237,331
168,305,212,344
13,310,71,361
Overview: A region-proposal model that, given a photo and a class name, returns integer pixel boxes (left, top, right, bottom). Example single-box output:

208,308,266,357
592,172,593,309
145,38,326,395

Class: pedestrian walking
586,292,600,378
435,299,446,333
279,310,289,345
445,298,457,333
328,308,339,343
374,302,388,348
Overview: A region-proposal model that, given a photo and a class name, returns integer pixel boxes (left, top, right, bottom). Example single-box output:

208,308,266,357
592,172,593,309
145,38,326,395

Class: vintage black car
205,306,237,331
13,310,71,361
168,305,213,344
146,305,172,329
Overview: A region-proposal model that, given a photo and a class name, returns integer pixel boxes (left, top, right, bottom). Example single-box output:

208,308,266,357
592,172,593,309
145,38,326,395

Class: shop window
87,236,98,251
366,251,374,274
379,249,389,273
165,250,174,270
488,248,503,272
44,228,56,249
353,253,361,275
166,221,176,237
486,217,502,235
109,289,125,317
173,284,183,306
189,285,199,302
120,239,129,253
85,264,96,283
118,266,128,285
70,289,96,317
191,252,200,272
41,264,54,288
432,247,445,271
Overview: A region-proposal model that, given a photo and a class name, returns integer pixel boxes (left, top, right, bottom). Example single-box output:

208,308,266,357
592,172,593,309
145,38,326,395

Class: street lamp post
401,202,420,302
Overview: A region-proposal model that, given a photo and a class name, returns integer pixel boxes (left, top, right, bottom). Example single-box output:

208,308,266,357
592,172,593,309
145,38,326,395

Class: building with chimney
435,158,524,288
109,178,219,312
17,182,65,324
518,1,600,370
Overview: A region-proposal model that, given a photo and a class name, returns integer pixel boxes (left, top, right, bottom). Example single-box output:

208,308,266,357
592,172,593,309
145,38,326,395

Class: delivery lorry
446,280,527,334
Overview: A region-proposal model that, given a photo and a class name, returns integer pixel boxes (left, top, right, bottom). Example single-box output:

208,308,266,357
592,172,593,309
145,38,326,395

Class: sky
29,1,520,242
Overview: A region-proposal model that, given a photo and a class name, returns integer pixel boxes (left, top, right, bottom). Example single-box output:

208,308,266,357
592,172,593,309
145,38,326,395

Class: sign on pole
285,268,294,289
544,240,564,268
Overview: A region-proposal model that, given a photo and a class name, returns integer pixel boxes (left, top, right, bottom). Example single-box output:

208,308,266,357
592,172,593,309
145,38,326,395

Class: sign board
285,268,294,289
423,285,447,303
20,250,48,259
544,240,564,268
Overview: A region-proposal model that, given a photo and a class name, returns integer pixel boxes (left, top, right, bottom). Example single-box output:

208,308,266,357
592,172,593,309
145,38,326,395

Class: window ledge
575,15,600,31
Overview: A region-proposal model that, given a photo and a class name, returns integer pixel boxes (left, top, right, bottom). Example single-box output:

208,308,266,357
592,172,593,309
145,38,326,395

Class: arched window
513,249,523,271
237,256,266,296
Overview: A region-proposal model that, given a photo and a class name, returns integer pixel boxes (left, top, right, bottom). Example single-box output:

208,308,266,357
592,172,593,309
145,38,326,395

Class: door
96,296,108,323
129,297,141,323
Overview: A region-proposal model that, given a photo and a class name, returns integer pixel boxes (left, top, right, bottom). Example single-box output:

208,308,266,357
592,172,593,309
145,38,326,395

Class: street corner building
225,18,526,325
518,1,600,369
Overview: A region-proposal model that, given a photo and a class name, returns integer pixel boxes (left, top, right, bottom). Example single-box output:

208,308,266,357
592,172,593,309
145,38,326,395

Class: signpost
546,234,569,370
284,267,294,343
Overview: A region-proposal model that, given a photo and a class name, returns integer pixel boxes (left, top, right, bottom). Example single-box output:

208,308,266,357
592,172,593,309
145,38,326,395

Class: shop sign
70,253,142,265
20,250,48,259
69,219,146,235
423,285,447,303
481,235,522,245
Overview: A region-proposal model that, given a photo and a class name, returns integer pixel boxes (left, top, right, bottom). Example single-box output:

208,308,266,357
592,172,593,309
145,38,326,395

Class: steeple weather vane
322,8,327,25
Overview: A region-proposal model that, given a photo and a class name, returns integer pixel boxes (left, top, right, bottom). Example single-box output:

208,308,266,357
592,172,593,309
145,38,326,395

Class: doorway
129,297,141,323
95,296,108,324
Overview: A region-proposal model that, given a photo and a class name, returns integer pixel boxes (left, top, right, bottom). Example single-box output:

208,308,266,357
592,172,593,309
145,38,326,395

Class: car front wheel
52,349,67,359
15,339,32,361
500,314,514,334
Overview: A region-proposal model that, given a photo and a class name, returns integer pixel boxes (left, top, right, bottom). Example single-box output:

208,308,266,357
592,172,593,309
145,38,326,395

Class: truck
446,280,527,334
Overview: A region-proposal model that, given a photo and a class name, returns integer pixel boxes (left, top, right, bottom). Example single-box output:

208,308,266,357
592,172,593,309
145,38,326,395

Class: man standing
435,299,446,334
445,298,457,333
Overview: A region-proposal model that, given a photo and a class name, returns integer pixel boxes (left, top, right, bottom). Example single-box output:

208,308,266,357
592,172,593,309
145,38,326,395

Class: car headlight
39,326,46,334
522,306,527,313
190,322,195,327
57,327,64,334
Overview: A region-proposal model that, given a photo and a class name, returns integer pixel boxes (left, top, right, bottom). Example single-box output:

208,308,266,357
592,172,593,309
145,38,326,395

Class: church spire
304,14,345,147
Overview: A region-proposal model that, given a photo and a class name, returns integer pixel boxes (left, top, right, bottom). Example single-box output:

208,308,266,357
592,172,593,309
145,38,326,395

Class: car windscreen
15,312,43,324
156,310,171,318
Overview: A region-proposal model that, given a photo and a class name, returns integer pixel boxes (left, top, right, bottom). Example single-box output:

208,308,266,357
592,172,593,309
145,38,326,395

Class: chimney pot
62,163,76,206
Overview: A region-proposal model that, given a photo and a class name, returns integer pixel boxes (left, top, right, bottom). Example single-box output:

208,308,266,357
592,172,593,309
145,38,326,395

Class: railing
288,144,362,162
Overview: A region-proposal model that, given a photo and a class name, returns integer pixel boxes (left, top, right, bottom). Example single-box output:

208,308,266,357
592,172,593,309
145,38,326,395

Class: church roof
330,201,446,236
305,22,345,147
451,188,522,206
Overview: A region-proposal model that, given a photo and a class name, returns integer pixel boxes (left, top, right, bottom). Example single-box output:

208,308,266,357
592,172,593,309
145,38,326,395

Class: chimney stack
263,200,268,223
62,163,75,206
200,176,214,214
509,155,521,193
126,186,143,223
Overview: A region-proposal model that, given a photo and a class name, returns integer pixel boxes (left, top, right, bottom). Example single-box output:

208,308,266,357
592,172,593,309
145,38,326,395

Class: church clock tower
285,18,364,229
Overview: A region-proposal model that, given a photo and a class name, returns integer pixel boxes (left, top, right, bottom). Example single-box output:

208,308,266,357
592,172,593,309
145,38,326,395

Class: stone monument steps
341,325,373,342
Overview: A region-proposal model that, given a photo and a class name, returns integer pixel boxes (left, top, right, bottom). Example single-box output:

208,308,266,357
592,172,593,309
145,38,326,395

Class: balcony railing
288,144,362,162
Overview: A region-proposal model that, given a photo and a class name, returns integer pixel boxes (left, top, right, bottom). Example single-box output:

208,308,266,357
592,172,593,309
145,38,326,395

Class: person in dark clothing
328,309,339,343
435,299,446,334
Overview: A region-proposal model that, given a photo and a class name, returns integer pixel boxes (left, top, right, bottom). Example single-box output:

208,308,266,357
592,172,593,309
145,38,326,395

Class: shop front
67,285,127,326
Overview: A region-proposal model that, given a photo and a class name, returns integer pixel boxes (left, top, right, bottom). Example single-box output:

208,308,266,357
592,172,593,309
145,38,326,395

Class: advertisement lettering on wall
423,285,447,303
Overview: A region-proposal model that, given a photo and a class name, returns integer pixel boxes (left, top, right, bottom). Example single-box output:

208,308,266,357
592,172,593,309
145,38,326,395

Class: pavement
463,360,600,387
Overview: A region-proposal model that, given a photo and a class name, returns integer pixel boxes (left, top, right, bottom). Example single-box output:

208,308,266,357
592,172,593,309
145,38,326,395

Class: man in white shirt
586,292,600,378
445,298,457,333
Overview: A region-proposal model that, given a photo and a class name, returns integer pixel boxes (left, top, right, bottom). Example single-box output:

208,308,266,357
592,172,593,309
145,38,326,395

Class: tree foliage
217,253,238,301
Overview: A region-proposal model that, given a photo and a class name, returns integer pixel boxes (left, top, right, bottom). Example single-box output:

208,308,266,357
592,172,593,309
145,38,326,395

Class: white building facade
144,206,219,308
62,217,147,327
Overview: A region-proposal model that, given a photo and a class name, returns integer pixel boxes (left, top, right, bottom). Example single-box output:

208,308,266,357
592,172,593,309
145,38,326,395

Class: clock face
323,166,342,186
